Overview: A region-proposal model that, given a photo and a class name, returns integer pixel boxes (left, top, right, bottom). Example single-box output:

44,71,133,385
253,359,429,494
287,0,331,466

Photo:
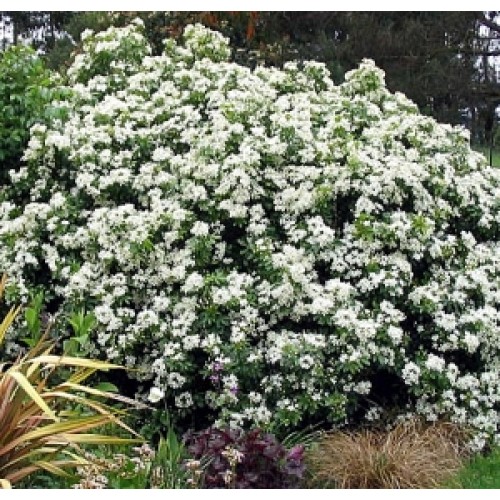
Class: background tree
0,45,58,189
1,12,73,51
1,11,500,154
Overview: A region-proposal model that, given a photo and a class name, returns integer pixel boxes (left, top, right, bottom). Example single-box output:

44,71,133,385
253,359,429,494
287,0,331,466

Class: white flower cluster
1,21,499,443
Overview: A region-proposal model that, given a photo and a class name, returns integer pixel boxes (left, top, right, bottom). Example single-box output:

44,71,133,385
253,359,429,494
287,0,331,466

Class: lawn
450,447,500,489
472,145,500,167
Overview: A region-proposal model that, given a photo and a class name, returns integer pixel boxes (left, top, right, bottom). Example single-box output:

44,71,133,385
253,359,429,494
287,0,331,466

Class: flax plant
0,275,143,488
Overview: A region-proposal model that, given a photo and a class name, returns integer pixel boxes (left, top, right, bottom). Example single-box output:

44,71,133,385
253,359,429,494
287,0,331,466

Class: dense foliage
0,21,499,447
0,45,58,187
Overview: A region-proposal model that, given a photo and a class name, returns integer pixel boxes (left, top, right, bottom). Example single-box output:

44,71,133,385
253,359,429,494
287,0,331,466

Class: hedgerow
1,20,499,447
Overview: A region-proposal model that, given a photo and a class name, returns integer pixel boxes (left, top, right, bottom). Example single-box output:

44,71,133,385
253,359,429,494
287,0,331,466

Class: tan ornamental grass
306,418,470,489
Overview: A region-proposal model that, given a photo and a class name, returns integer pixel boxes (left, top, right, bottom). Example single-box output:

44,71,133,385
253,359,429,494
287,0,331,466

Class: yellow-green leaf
5,370,58,421
57,434,143,445
0,479,11,489
0,414,111,456
60,382,148,409
30,355,122,371
0,305,21,345
32,460,73,478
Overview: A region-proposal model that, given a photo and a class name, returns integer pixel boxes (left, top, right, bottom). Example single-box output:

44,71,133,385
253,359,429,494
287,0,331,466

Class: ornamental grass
306,418,471,489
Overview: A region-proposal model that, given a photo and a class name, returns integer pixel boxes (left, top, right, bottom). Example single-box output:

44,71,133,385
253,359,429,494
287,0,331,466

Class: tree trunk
12,17,18,45
49,12,55,50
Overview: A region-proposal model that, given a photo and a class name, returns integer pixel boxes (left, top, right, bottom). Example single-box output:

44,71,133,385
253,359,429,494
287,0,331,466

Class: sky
0,16,13,48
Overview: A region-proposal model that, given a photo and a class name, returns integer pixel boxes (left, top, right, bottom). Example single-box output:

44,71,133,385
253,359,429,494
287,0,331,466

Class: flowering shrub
184,426,305,488
0,21,499,444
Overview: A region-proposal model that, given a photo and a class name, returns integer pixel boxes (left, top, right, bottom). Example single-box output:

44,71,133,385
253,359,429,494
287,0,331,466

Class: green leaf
63,339,79,356
94,382,119,393
25,308,40,335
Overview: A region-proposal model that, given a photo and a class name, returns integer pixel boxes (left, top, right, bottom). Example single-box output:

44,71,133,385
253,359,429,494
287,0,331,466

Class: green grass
472,145,500,167
450,447,500,489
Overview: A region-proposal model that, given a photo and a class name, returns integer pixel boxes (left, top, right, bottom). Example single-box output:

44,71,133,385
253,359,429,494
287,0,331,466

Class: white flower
425,354,446,373
463,332,480,353
402,362,421,385
148,387,165,403
175,392,193,408
183,272,204,293
299,354,315,370
387,325,403,344
190,221,209,237
81,28,93,41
